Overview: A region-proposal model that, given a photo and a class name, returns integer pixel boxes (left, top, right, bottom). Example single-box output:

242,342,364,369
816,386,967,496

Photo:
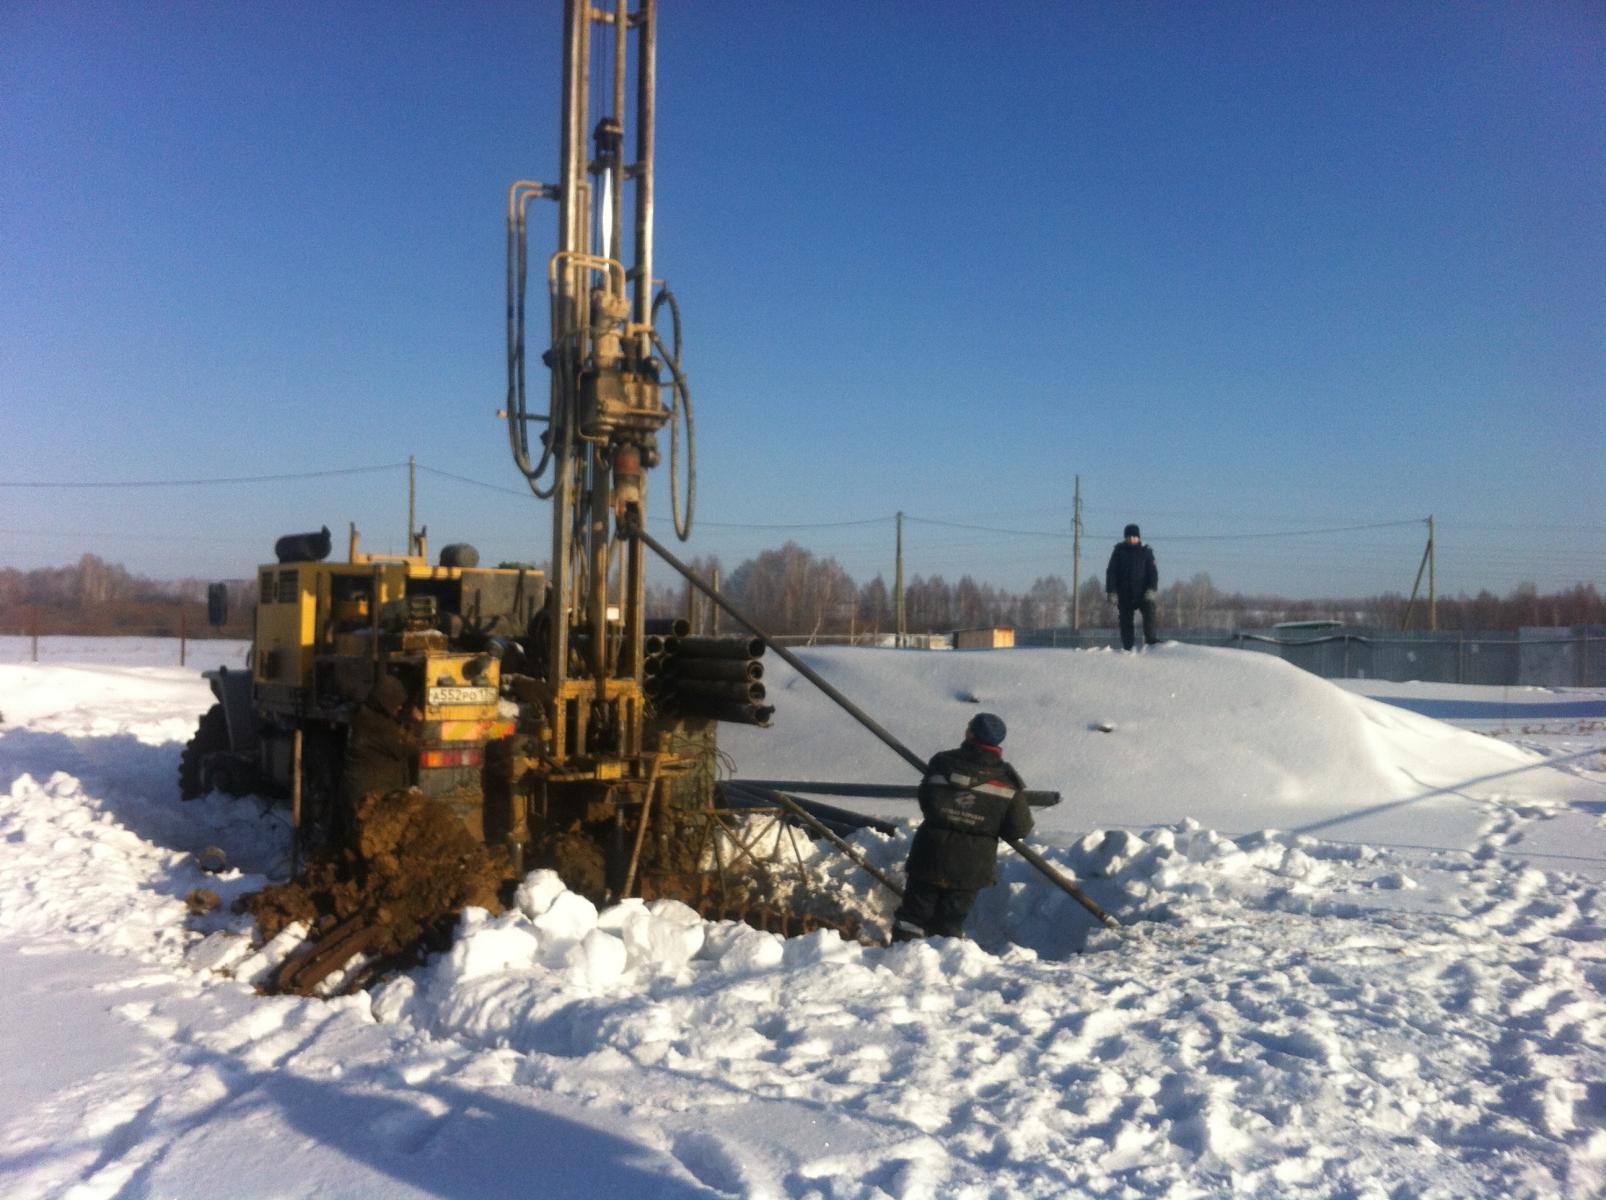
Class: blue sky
3,1,1601,598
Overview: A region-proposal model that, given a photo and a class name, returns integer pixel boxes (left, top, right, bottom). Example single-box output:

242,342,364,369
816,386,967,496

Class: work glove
1106,593,1117,606
1143,590,1157,603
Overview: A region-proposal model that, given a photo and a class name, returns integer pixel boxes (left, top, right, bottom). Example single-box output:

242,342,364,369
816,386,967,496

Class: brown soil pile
245,788,505,962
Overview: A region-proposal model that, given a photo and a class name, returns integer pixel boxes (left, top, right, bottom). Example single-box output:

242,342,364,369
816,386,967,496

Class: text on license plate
427,686,497,707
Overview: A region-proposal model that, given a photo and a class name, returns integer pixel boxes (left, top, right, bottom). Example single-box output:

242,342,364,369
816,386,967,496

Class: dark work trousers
1119,600,1160,650
892,878,980,941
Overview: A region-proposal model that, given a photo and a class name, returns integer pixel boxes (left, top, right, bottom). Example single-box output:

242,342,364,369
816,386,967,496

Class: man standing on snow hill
892,712,1034,943
1105,522,1160,651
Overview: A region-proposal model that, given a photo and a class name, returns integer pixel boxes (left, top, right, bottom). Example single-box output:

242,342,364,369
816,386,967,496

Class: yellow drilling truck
185,527,541,856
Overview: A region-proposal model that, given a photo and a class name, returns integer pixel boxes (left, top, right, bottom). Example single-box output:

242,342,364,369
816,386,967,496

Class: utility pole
710,565,720,635
1428,514,1436,632
1072,475,1082,630
407,455,417,554
1402,516,1433,631
894,511,906,648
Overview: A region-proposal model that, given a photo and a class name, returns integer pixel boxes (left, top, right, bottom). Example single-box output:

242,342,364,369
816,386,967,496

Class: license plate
427,686,497,707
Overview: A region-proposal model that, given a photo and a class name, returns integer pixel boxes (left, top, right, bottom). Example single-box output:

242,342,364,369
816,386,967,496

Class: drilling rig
188,1,886,992
492,0,819,915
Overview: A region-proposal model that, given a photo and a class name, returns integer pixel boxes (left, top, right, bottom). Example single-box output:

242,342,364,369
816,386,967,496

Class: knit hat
371,674,409,713
966,712,1007,747
1123,523,1141,539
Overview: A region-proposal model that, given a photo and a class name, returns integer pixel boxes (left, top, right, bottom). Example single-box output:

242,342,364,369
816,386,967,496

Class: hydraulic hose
650,287,694,540
506,181,559,499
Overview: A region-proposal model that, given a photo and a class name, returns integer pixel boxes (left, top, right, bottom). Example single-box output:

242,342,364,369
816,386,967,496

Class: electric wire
904,515,1427,541
0,464,406,488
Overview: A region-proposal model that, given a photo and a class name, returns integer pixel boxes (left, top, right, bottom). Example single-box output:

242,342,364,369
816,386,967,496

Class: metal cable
905,514,1427,542
0,463,405,488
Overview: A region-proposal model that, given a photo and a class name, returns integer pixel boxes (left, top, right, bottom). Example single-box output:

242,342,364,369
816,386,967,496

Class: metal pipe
620,754,663,898
673,658,762,682
1005,837,1121,930
677,635,765,659
290,728,303,877
733,779,1063,808
632,0,655,330
674,678,765,703
674,700,774,726
629,519,1119,931
589,448,610,681
722,782,904,900
631,522,925,772
721,783,898,836
610,0,627,271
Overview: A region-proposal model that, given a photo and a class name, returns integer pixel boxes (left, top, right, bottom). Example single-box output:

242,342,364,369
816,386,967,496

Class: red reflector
419,747,484,769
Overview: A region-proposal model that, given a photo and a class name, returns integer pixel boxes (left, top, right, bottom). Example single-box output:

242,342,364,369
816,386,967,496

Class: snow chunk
445,909,542,980
532,890,598,947
562,928,627,988
514,869,568,919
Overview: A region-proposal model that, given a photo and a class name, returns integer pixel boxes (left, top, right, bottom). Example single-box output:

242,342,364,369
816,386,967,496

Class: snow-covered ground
1,635,1603,1198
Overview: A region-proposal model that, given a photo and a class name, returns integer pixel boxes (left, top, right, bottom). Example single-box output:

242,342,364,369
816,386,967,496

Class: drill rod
627,519,1120,932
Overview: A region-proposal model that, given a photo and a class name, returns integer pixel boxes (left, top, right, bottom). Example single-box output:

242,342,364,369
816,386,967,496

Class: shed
952,626,1015,650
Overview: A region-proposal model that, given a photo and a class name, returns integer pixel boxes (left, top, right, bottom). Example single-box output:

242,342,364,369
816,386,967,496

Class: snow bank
722,643,1589,852
2,639,1604,1199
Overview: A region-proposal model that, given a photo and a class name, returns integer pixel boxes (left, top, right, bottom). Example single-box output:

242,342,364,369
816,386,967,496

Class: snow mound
722,643,1570,848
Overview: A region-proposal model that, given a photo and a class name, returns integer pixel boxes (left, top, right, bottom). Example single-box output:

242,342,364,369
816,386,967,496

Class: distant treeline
644,541,1603,636
0,554,254,638
1,549,1600,640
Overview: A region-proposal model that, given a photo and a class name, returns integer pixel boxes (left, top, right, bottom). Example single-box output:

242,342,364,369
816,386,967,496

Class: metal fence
1014,626,1606,687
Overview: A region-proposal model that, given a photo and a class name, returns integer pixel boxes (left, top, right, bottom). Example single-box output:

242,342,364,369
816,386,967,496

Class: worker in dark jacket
341,674,422,806
1105,523,1160,650
892,712,1034,942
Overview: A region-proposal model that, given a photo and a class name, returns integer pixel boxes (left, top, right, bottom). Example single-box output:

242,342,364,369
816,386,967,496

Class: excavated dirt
244,788,504,966
243,785,874,994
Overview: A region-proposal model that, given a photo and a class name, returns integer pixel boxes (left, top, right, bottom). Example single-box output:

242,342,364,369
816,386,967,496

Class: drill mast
509,0,687,769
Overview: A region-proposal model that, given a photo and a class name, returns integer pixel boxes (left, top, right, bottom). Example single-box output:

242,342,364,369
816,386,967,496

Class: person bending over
892,712,1033,942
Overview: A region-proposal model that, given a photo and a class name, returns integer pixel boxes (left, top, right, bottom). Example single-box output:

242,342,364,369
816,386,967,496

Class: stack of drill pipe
653,634,773,726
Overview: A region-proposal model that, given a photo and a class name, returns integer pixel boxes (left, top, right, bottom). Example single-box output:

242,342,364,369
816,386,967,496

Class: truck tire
179,705,229,800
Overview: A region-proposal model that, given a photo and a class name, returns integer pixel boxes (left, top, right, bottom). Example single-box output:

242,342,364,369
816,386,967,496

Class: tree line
646,541,1603,636
0,554,255,638
1,548,1600,639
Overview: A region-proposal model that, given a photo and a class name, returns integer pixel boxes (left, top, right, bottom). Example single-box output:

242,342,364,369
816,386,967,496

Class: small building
952,626,1015,650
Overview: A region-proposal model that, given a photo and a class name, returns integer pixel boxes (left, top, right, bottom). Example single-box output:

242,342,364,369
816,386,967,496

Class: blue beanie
967,712,1006,746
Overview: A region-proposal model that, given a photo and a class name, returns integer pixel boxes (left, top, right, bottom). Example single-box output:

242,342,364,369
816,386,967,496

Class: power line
7,459,1583,560
676,517,889,531
0,463,406,488
414,464,531,497
904,515,1427,542
415,464,889,530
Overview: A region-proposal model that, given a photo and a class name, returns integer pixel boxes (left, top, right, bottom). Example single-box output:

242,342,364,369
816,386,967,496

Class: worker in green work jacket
892,712,1033,942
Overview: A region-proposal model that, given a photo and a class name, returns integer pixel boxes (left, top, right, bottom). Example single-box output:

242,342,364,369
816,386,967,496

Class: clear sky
3,1,1601,599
